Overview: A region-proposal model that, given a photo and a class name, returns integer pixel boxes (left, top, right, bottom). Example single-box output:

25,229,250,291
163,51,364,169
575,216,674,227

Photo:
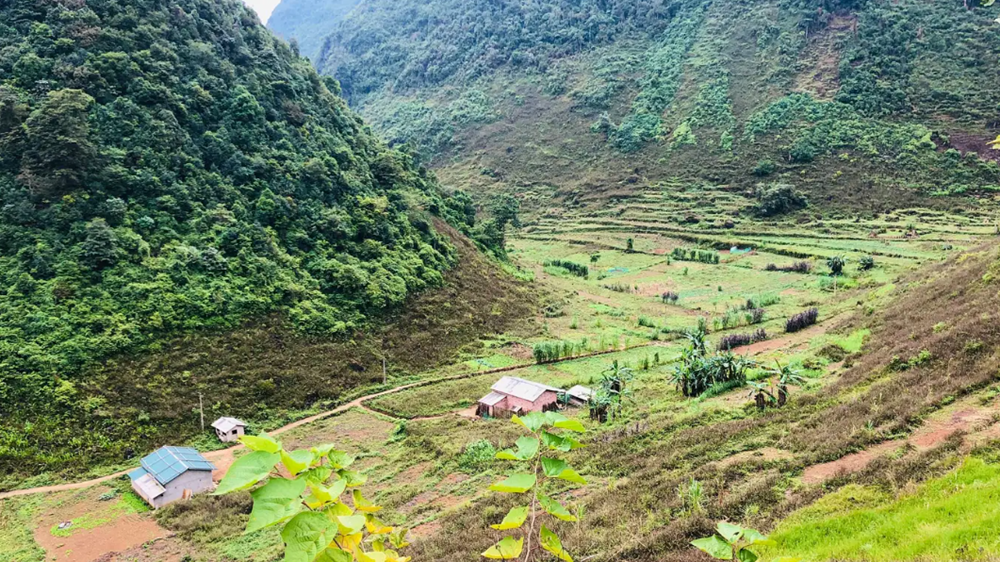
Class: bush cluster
671,247,721,264
717,329,767,351
545,259,589,277
786,308,819,333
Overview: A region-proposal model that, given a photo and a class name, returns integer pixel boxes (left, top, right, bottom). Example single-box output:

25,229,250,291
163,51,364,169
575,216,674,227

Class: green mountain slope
306,0,1000,213
0,0,511,480
268,0,362,62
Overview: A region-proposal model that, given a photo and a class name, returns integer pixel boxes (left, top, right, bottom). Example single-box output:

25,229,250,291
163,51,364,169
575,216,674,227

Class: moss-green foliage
764,458,1000,561
0,0,490,477
0,496,44,561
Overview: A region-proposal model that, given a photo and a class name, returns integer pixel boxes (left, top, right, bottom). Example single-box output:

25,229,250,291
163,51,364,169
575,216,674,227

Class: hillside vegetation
307,0,1000,212
0,0,519,482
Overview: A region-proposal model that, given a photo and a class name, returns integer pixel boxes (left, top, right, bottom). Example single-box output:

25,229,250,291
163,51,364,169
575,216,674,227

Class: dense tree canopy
0,0,486,470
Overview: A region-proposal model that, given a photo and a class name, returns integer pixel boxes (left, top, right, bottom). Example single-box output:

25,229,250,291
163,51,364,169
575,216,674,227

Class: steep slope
0,0,520,482
299,0,1000,213
268,0,362,62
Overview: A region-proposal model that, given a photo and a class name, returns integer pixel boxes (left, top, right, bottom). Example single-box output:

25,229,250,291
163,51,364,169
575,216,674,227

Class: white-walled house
128,446,216,508
211,417,247,443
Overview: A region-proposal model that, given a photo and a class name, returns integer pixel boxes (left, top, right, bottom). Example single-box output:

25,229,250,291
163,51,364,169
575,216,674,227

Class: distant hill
268,0,362,62
0,0,511,479
294,0,1000,213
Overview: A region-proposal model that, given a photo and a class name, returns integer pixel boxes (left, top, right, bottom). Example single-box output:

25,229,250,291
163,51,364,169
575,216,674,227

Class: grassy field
4,206,1000,562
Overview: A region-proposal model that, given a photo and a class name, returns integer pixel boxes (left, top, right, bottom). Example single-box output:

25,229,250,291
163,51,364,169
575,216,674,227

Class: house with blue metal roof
128,446,216,508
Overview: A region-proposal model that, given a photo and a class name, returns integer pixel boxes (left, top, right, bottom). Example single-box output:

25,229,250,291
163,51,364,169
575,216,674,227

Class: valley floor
4,192,1000,562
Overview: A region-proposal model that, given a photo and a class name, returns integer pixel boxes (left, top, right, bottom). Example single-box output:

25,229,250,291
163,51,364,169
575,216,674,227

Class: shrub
753,159,777,176
858,255,876,271
755,183,808,216
786,308,819,333
717,329,767,351
458,439,497,471
638,316,657,328
671,247,720,264
661,291,680,303
766,261,811,273
545,259,589,277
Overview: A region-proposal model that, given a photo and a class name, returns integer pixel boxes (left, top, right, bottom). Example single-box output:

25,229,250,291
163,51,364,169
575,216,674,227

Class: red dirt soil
802,401,1000,484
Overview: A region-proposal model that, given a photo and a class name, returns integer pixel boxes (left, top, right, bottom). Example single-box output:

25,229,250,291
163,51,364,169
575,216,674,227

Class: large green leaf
338,469,367,487
241,433,282,454
306,478,347,508
357,551,388,562
246,477,307,533
281,449,315,476
353,489,382,513
489,473,537,493
491,506,529,530
336,514,367,536
315,548,353,562
482,537,523,560
540,525,573,562
540,458,587,484
215,451,281,495
328,450,355,469
691,536,733,560
737,547,759,562
496,436,539,461
537,493,577,522
512,412,546,432
717,522,744,543
541,431,583,452
742,528,771,546
280,512,336,562
553,419,586,433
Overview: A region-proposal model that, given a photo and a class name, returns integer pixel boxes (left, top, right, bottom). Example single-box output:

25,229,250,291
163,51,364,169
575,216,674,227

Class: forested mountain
0,0,505,478
295,0,1000,212
268,0,362,62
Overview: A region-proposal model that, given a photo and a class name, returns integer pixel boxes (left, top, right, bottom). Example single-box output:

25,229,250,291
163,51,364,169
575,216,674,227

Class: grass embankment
764,457,1000,561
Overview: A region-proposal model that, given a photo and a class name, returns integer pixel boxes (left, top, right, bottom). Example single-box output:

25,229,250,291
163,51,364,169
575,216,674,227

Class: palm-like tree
747,381,775,411
772,362,805,407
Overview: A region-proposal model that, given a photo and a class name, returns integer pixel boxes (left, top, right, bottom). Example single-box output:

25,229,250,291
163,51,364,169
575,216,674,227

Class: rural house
128,446,216,508
477,376,560,418
211,417,247,443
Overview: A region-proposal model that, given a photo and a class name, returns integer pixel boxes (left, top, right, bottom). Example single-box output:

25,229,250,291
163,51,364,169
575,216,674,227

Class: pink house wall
504,390,558,413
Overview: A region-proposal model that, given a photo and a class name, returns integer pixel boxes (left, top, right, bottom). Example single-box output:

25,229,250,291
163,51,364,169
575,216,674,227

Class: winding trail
0,342,661,501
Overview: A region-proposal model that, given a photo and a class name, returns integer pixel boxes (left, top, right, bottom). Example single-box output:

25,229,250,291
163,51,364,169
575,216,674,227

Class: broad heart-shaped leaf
336,514,367,536
357,550,388,562
496,436,539,461
742,528,771,546
365,514,393,535
491,506,529,530
537,493,577,522
541,431,583,452
240,432,281,454
691,535,733,560
309,444,337,458
280,512,336,562
540,525,573,562
717,521,745,543
305,478,348,509
246,477,307,533
215,451,280,495
512,412,546,432
323,501,354,518
302,466,334,486
315,547,353,562
737,547,759,562
328,450,355,469
553,418,586,433
482,536,523,560
337,531,363,553
541,458,587,485
281,449,315,476
353,489,382,513
338,469,367,487
489,473,537,493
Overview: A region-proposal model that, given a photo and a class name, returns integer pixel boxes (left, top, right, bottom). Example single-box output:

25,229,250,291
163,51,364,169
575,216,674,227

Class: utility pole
198,392,205,432
382,356,387,385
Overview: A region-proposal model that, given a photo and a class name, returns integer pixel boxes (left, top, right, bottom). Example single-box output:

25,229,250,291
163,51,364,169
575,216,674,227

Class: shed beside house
565,385,594,407
211,417,247,443
128,446,216,508
477,376,560,418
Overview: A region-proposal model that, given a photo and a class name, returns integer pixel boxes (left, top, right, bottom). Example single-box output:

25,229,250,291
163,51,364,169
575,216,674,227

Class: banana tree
771,362,805,407
746,381,775,412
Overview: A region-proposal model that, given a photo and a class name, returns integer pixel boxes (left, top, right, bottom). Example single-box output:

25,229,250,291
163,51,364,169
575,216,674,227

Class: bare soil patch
34,488,168,562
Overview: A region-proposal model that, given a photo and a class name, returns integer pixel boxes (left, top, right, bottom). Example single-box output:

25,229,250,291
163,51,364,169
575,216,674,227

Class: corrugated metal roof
133,473,166,500
567,385,594,401
491,376,559,402
128,467,149,481
211,417,246,433
139,446,215,485
479,391,507,406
